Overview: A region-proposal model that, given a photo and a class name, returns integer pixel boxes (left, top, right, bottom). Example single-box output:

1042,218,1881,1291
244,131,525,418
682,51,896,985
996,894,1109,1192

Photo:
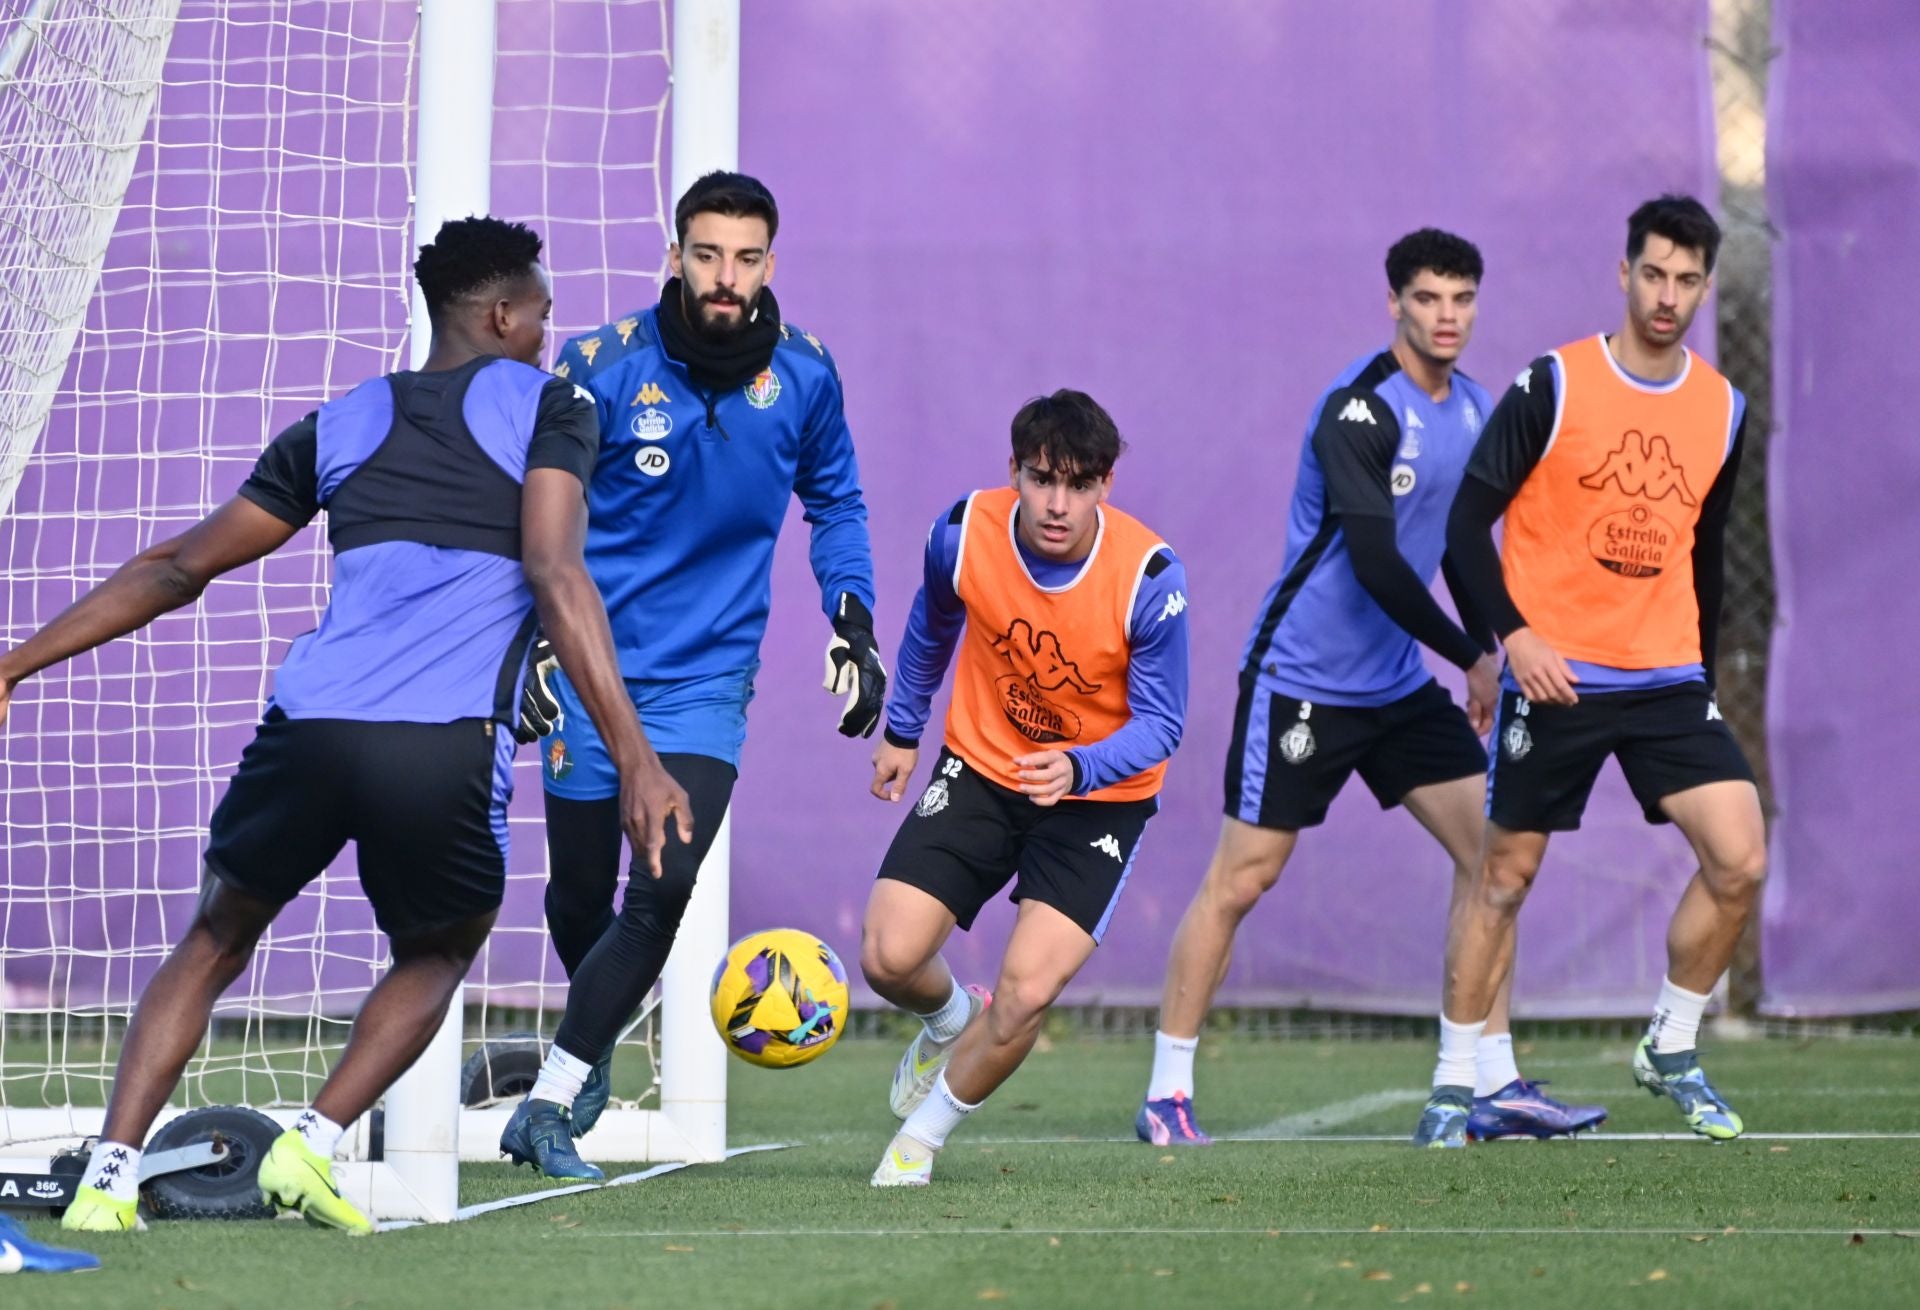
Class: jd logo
635,446,671,478
990,618,1100,744
1579,430,1698,506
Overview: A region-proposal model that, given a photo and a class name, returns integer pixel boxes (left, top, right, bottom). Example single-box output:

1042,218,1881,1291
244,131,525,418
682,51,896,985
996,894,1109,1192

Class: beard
682,282,757,342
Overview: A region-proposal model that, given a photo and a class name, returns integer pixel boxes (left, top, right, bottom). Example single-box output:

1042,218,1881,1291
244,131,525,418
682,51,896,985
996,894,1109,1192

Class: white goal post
0,0,739,1224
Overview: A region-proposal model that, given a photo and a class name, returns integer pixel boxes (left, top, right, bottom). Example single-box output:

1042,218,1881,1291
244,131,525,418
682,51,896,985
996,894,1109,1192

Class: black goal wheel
46,1145,88,1219
140,1104,281,1221
459,1032,547,1107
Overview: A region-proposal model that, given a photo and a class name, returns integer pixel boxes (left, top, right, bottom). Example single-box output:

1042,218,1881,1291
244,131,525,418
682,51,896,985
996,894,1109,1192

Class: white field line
381,1144,791,1230
1251,1089,1428,1138
958,1130,1920,1144
569,1226,1920,1240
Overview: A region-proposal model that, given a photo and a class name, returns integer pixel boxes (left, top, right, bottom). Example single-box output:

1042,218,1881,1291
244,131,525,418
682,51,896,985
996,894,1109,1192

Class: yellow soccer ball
709,928,850,1068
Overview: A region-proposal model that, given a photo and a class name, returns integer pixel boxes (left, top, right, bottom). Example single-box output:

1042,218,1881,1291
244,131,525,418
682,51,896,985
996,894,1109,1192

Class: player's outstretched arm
521,466,691,876
0,497,300,728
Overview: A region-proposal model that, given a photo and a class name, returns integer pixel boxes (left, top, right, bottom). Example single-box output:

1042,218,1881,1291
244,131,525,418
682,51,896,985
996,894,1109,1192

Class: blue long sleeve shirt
553,307,875,681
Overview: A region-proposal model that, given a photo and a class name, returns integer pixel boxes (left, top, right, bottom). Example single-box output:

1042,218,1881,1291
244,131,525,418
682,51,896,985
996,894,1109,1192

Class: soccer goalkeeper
501,171,883,1176
0,217,686,1235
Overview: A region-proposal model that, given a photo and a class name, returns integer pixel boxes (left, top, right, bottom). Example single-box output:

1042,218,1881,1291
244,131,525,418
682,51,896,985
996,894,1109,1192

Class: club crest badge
1503,718,1532,762
914,778,950,817
744,368,782,409
1279,700,1316,765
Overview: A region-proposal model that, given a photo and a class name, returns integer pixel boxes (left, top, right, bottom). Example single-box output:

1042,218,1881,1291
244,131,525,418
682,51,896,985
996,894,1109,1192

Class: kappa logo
1515,366,1533,393
632,381,669,407
991,618,1101,744
631,407,672,441
1158,591,1187,623
577,336,602,367
635,446,671,478
615,316,640,345
553,360,571,379
744,368,782,409
1706,698,1724,722
571,384,594,406
1338,397,1376,425
995,620,1102,695
1090,834,1124,863
1391,463,1417,496
1579,429,1698,505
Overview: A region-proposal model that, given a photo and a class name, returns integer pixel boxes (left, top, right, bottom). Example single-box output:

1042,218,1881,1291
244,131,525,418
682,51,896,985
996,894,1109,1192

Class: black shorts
204,709,515,938
876,748,1157,943
1223,678,1488,830
1487,681,1755,832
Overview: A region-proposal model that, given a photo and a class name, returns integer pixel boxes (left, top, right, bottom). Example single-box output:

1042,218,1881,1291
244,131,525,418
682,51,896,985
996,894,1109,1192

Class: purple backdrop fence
733,0,1718,1013
13,0,1900,1022
1759,0,1920,1015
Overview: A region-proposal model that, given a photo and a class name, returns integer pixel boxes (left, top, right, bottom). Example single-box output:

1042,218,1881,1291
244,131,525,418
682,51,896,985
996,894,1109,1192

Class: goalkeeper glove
823,592,887,739
515,636,563,744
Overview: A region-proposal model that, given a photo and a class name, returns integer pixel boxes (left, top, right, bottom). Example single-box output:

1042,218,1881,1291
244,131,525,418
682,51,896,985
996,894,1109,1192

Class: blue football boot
1135,1092,1213,1146
1412,1087,1471,1149
499,1098,605,1180
1632,1037,1744,1140
0,1213,103,1273
1468,1079,1609,1140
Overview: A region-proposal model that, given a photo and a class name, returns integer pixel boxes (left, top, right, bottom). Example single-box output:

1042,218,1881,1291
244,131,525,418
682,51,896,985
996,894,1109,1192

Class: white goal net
0,0,695,1213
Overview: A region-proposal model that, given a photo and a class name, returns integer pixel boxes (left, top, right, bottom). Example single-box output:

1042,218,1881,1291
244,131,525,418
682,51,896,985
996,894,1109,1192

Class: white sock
292,1108,346,1160
82,1139,142,1203
1649,976,1711,1055
529,1044,594,1110
1432,1015,1485,1090
1474,1033,1522,1096
917,979,972,1045
1147,1030,1199,1101
899,1069,979,1151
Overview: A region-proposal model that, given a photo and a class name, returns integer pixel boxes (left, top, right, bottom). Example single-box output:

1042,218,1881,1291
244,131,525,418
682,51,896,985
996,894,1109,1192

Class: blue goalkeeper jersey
1242,349,1494,706
236,356,600,723
553,306,875,682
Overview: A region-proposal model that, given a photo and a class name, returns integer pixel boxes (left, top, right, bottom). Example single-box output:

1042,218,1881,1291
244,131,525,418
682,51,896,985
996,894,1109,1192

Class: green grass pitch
13,1034,1919,1308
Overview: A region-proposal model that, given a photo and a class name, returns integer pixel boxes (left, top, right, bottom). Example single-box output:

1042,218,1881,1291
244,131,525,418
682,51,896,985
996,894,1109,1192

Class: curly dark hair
674,171,780,245
412,216,544,321
1627,194,1722,273
1010,390,1127,480
1385,228,1484,294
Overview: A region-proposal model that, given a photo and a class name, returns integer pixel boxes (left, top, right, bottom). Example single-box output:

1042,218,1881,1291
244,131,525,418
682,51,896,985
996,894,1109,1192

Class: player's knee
1478,853,1540,913
1205,853,1282,919
986,975,1063,1039
617,864,697,946
1706,842,1768,902
183,913,259,977
858,930,925,996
